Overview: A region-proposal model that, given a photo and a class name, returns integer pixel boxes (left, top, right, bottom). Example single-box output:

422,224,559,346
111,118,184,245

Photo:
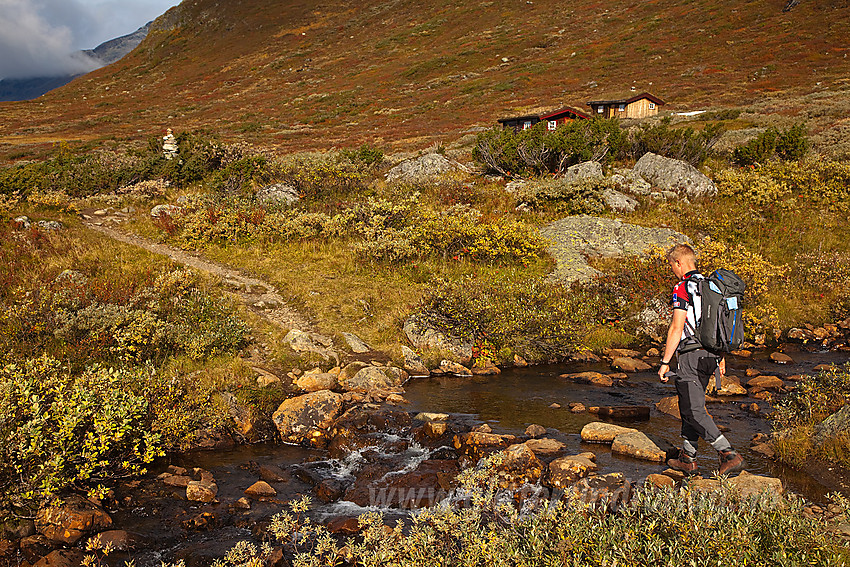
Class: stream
105,347,849,567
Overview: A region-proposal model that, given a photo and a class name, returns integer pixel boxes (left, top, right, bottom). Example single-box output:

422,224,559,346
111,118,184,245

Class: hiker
658,243,744,476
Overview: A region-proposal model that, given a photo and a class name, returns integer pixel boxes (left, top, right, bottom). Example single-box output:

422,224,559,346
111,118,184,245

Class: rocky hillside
0,0,848,150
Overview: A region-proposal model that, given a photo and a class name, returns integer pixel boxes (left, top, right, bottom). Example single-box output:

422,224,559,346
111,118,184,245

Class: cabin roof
586,92,665,106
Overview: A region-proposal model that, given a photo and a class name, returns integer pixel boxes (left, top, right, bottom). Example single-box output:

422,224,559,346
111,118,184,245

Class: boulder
562,160,603,183
401,346,430,376
546,454,598,488
339,366,400,391
284,330,339,362
580,422,638,443
150,204,182,218
414,412,449,422
258,464,290,483
751,443,776,458
403,315,473,364
717,375,748,396
453,431,508,461
770,352,793,364
611,169,652,195
612,357,651,372
524,438,566,456
295,370,339,392
186,480,218,503
569,402,587,413
632,152,717,198
747,375,784,390
611,431,666,462
35,495,112,544
656,396,681,419
424,421,448,438
691,471,783,499
471,359,501,375
562,371,613,387
525,424,547,438
602,187,638,213
645,474,676,489
244,481,277,498
814,404,850,442
339,361,369,383
36,220,64,231
494,444,544,489
539,215,689,283
435,360,472,376
256,183,300,207
386,153,457,183
341,332,371,353
272,390,344,445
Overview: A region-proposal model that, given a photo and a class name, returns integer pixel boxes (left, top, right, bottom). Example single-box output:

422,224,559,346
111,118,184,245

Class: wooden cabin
586,92,665,119
498,106,589,131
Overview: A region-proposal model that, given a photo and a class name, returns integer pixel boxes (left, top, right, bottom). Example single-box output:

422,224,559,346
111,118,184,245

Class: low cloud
0,0,102,79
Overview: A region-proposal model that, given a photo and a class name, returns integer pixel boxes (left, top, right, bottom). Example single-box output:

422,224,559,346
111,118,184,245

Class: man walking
658,243,744,476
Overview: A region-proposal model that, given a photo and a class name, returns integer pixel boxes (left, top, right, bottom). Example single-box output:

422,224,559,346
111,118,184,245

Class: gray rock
341,332,371,353
814,404,850,442
13,215,31,228
634,297,670,340
403,315,473,364
294,371,339,392
633,152,717,198
602,188,638,213
256,183,300,207
340,366,407,391
401,345,430,376
540,215,689,283
611,169,652,195
284,329,339,362
386,153,456,183
36,220,64,231
150,204,182,218
504,179,528,194
562,160,603,183
54,270,88,286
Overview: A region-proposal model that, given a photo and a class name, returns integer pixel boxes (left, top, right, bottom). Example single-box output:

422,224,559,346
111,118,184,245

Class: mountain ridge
1,0,848,150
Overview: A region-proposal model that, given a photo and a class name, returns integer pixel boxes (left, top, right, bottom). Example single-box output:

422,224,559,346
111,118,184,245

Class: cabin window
649,102,656,110
523,120,532,130
618,103,626,111
597,106,604,113
548,120,557,131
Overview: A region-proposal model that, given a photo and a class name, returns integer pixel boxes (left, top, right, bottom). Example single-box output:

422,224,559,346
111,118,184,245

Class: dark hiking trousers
675,348,723,448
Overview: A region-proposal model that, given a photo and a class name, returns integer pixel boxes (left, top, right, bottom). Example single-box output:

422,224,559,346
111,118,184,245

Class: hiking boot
667,449,699,476
717,450,745,476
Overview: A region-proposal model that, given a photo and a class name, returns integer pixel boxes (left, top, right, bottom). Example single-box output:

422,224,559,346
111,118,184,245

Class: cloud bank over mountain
0,0,177,80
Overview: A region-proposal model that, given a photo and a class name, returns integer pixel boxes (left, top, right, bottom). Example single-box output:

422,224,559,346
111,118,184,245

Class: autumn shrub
340,143,384,167
624,118,724,167
419,275,609,363
773,365,850,468
208,455,848,567
732,123,810,166
511,176,609,214
0,356,164,516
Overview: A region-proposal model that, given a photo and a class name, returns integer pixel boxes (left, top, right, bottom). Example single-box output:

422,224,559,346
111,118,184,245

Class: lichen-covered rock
717,375,747,396
611,431,666,462
386,153,457,183
632,152,717,198
35,496,112,544
150,204,182,218
524,438,566,456
186,480,218,503
256,183,300,207
403,315,473,364
602,187,638,213
401,345,430,376
340,366,407,391
272,390,344,445
295,370,339,392
562,160,603,183
494,443,544,489
815,404,850,442
341,332,371,353
284,330,339,362
546,454,598,488
580,422,638,443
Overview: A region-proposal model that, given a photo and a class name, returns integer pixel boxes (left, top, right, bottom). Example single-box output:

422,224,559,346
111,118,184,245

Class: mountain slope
0,0,848,150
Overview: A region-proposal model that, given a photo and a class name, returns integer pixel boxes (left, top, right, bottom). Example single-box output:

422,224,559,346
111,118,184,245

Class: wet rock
424,421,448,438
562,371,613,387
182,511,218,531
150,204,182,218
272,390,344,445
717,375,747,396
495,444,545,489
403,315,473,364
580,422,638,443
285,329,339,362
385,393,408,405
814,363,835,372
588,406,651,420
35,495,112,544
258,464,290,483
612,357,651,372
401,346,430,376
186,480,218,503
514,354,529,367
569,473,631,509
245,481,277,498
645,474,676,489
471,360,501,375
611,431,666,462
770,352,793,364
656,396,681,419
525,424,547,438
568,402,586,413
1,517,35,540
295,369,339,392
550,402,562,409
87,530,135,551
751,443,776,459
414,412,449,422
731,349,752,357
326,517,361,535
473,424,493,433
632,152,717,198
33,549,85,567
341,332,371,353
745,368,761,377
161,474,192,488
327,406,412,458
747,375,784,390
219,391,259,441
605,348,643,358
546,454,598,488
524,438,567,457
233,497,251,510
19,535,53,563
453,431,508,461
344,459,459,509
435,360,472,376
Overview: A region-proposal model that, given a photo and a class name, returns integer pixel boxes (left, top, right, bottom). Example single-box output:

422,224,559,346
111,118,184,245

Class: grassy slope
0,0,849,154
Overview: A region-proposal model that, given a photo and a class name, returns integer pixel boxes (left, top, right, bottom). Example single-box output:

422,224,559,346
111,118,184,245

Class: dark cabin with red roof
497,106,589,131
586,92,665,119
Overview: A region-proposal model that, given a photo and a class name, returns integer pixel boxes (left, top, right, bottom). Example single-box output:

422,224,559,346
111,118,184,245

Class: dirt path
84,219,315,333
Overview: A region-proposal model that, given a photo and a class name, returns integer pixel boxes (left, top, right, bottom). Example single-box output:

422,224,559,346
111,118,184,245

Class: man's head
666,243,697,279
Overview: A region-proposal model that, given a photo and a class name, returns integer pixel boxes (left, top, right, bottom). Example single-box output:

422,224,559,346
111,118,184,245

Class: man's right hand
658,363,670,382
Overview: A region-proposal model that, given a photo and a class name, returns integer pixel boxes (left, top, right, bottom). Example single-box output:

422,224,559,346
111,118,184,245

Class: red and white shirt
671,270,703,345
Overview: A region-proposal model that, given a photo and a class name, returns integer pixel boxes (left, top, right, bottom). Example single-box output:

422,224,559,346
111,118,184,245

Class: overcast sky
0,0,181,79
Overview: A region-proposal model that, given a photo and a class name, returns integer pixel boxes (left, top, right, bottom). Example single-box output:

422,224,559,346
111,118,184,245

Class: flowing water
108,347,849,566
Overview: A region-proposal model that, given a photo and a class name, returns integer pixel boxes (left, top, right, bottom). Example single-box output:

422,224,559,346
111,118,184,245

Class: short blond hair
666,243,696,264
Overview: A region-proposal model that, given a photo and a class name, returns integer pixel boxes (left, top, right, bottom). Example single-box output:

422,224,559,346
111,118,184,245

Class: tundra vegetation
1,114,849,561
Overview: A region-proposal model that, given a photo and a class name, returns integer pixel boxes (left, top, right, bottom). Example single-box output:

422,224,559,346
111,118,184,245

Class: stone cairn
162,128,178,160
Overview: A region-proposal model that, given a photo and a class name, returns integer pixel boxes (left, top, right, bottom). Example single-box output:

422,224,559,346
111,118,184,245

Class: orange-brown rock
35,496,112,545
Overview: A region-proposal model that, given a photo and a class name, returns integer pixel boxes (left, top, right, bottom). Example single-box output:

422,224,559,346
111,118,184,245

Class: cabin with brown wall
498,107,589,131
586,92,665,119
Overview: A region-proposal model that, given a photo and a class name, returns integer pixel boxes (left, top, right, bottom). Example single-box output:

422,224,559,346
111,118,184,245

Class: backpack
694,269,746,353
